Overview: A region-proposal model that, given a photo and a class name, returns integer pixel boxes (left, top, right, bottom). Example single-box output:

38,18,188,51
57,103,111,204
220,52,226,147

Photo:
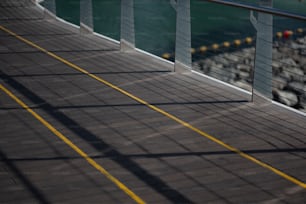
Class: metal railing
38,0,306,112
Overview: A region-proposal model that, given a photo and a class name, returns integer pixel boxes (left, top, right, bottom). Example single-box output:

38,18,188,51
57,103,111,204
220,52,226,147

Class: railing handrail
203,0,306,21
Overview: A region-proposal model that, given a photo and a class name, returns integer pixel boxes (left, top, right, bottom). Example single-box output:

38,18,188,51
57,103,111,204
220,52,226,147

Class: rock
214,56,230,66
280,68,304,82
232,80,252,92
272,61,282,75
297,37,306,44
273,48,283,59
196,60,210,73
272,61,281,69
279,70,292,82
290,68,304,82
298,57,306,66
290,42,306,49
273,77,288,90
273,90,298,107
210,63,224,79
278,47,292,55
280,58,297,67
286,81,305,95
223,53,239,63
193,62,202,70
244,47,255,54
238,71,250,80
236,64,251,72
243,58,250,65
241,48,255,59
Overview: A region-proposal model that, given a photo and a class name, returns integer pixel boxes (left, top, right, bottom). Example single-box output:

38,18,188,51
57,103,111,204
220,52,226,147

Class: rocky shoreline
193,35,306,113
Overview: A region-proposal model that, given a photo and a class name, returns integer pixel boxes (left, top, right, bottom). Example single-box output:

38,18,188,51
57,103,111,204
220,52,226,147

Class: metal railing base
120,39,135,52
80,22,93,35
252,90,273,104
174,61,192,73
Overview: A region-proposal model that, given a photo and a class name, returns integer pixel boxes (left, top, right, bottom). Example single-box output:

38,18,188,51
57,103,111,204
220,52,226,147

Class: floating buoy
199,46,207,53
233,39,241,47
223,41,230,48
276,32,283,39
283,30,293,39
296,28,303,34
212,43,219,50
162,53,171,59
190,48,196,54
245,37,252,44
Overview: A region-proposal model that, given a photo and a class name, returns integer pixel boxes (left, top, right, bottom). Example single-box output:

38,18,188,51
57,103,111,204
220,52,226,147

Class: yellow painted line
1,25,305,189
0,84,146,204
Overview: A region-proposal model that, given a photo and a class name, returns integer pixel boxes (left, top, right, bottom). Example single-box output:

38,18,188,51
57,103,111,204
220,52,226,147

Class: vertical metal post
43,0,57,19
80,0,94,34
251,0,273,102
174,0,191,73
120,0,135,52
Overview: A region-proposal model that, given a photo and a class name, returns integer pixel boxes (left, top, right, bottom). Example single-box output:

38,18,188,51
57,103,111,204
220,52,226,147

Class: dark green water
50,0,306,56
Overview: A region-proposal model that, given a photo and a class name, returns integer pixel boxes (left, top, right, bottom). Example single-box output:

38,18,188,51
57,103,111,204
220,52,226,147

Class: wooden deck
0,1,305,203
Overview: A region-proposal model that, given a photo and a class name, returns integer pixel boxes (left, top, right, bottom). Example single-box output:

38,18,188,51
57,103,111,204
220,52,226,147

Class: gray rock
214,56,230,66
290,42,306,49
272,61,281,69
238,71,250,80
273,90,298,107
241,48,255,59
297,37,306,44
197,59,214,73
273,77,288,90
286,81,305,94
273,48,283,59
298,57,306,66
278,47,292,55
290,68,304,82
280,68,304,82
243,58,250,65
236,64,251,72
232,80,252,92
272,61,282,75
224,53,239,63
280,58,297,67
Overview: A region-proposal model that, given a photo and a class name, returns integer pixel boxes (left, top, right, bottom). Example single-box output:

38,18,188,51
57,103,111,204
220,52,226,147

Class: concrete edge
191,70,252,96
174,61,192,73
80,22,93,34
272,101,306,117
120,39,135,52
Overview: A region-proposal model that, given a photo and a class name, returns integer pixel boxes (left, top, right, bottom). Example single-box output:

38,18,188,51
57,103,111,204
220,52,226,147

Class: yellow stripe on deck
0,84,146,204
0,24,305,189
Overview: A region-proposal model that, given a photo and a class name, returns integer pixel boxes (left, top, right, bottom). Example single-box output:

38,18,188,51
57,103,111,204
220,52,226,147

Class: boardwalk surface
0,1,305,203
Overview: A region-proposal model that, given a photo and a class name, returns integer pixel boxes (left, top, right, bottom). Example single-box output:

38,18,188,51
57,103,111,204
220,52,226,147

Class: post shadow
1,70,193,203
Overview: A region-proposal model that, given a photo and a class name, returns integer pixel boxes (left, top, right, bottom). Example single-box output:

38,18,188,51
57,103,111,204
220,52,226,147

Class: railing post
120,0,135,52
43,0,57,19
251,0,273,102
80,0,94,34
174,0,191,73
